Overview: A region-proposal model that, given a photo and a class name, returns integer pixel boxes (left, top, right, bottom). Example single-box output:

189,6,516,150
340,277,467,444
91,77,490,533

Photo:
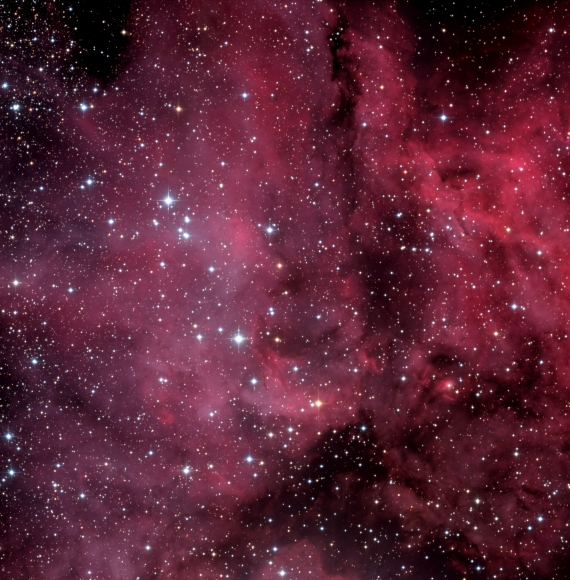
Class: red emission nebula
3,0,570,579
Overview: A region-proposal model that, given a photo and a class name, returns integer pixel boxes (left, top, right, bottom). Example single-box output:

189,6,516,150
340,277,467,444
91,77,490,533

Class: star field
2,0,570,579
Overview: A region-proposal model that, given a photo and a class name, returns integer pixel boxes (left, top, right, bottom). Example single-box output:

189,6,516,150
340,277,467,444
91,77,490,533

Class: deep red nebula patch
2,0,570,579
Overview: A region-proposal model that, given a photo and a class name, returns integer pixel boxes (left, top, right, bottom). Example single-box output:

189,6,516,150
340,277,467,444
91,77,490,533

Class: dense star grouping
2,0,570,578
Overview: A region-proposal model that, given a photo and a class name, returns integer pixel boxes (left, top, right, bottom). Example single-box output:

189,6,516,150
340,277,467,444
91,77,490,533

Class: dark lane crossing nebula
2,0,570,578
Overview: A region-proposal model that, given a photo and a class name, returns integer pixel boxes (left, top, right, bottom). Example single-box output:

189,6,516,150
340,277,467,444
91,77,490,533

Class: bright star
233,333,245,345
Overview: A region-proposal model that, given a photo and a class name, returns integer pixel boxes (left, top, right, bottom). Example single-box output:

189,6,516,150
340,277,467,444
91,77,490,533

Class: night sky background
2,0,570,578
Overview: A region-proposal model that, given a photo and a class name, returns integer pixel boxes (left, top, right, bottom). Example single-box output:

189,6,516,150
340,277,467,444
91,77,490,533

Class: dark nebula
2,0,570,578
